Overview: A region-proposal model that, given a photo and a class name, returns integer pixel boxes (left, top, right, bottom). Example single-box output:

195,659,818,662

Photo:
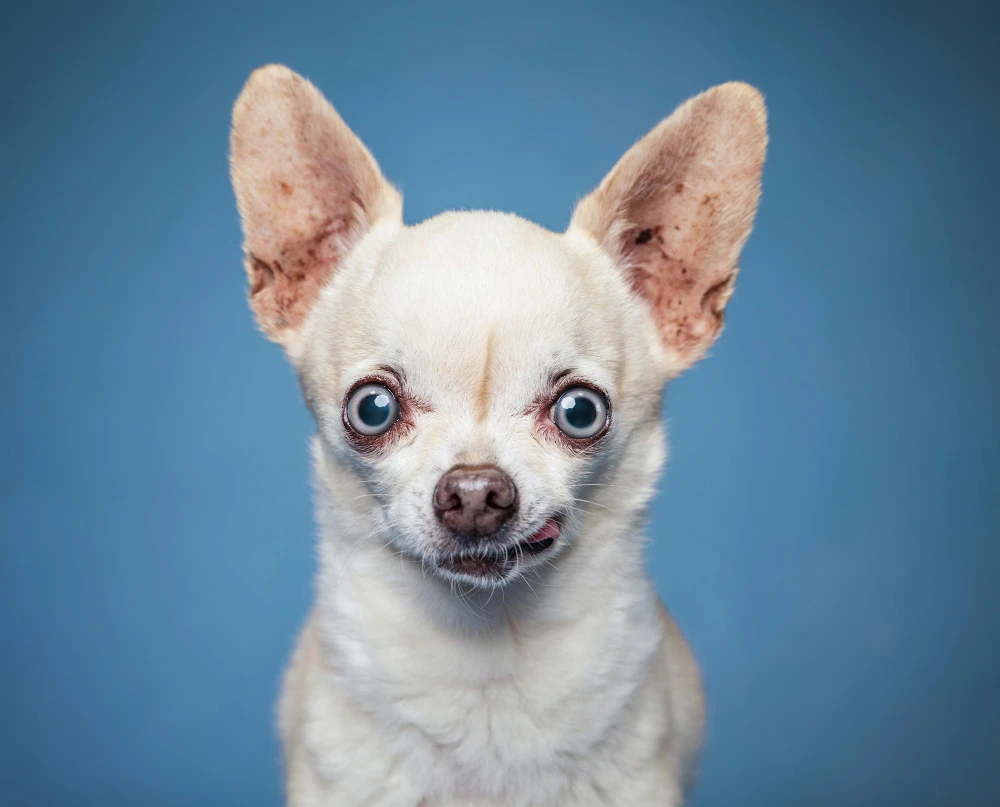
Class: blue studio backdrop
1,1,998,805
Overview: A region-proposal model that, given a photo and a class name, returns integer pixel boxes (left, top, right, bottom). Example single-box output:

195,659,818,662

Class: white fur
230,65,767,806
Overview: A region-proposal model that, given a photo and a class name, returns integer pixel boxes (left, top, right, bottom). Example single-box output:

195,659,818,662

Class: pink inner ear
247,214,353,334
622,182,738,363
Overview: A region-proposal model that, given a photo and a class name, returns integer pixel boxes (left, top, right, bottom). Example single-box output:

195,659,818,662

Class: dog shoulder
656,601,706,791
277,610,323,749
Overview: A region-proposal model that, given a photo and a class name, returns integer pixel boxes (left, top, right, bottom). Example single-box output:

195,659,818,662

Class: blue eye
552,386,608,439
345,383,400,436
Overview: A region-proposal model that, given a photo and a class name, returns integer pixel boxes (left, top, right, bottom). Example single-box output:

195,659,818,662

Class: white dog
229,65,766,806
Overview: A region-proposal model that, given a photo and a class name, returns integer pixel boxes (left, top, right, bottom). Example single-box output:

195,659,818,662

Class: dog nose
433,465,518,538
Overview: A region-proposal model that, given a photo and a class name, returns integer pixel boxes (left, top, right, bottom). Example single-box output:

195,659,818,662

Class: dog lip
438,551,515,581
523,518,560,544
435,517,561,581
519,536,554,555
517,518,560,557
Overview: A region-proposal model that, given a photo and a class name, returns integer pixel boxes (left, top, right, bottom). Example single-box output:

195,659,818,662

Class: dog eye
345,383,400,436
552,386,608,439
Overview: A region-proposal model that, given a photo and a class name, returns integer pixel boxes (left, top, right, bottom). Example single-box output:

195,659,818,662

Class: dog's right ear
230,65,401,351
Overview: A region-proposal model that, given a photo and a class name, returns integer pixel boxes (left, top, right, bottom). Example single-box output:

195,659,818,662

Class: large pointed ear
570,82,767,374
230,65,402,349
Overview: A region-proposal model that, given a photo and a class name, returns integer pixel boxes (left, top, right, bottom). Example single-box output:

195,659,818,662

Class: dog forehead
368,212,617,395
374,212,611,359
381,212,580,315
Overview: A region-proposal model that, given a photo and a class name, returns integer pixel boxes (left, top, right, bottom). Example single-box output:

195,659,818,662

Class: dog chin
430,517,562,589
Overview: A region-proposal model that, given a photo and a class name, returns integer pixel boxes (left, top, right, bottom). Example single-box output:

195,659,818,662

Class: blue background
2,1,998,804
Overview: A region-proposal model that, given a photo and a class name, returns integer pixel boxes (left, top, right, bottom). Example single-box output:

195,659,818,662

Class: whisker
339,491,394,505
575,482,633,490
540,556,563,574
331,512,407,581
568,496,625,515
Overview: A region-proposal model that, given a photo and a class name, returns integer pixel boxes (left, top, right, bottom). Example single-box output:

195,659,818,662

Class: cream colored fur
229,65,766,807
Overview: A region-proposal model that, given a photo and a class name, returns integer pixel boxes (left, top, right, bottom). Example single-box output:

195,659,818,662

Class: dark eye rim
545,380,612,445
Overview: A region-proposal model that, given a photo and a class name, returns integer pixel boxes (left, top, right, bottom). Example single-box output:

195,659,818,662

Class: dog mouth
436,518,561,584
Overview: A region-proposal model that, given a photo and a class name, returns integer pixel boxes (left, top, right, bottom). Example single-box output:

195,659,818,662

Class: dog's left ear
570,83,767,375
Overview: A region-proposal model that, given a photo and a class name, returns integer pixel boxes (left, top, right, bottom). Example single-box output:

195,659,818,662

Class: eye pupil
562,394,597,429
359,392,392,427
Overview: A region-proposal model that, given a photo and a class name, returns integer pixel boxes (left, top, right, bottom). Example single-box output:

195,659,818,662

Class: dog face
230,66,766,588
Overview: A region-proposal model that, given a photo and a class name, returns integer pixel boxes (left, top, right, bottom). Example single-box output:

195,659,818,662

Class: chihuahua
229,65,766,806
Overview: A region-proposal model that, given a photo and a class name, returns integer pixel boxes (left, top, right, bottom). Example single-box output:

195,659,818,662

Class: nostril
433,482,461,513
435,491,460,512
486,484,515,511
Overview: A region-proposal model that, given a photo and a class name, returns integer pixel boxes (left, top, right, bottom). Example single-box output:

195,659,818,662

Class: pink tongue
525,519,560,544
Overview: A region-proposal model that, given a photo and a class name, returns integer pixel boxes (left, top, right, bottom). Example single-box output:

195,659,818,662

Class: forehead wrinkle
475,327,496,423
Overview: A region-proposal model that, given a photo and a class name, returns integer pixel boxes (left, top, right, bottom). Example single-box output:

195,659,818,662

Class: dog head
230,65,766,589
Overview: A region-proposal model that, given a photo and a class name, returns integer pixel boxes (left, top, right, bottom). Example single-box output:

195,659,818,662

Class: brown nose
433,465,518,538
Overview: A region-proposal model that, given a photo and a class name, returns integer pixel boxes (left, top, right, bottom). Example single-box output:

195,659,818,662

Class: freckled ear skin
570,82,767,374
229,64,402,349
